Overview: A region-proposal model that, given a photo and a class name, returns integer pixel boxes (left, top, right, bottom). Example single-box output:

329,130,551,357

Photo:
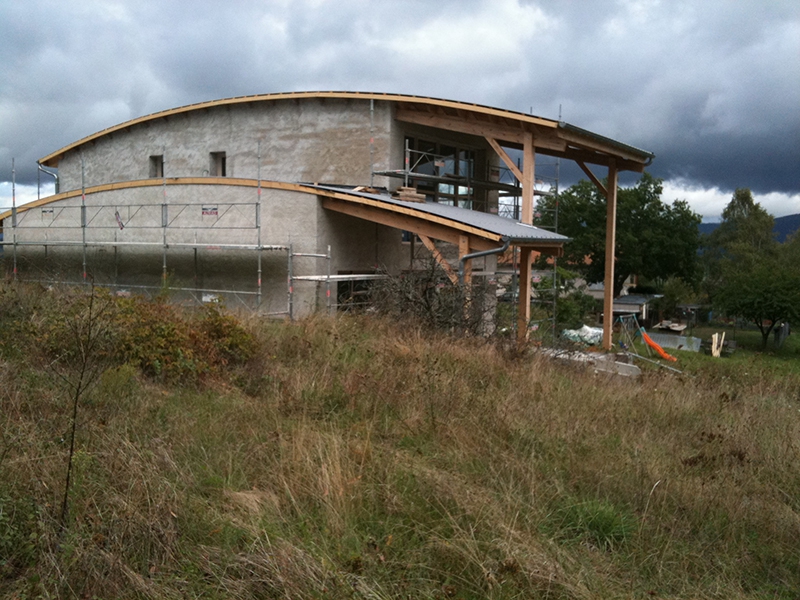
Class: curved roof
39,91,654,170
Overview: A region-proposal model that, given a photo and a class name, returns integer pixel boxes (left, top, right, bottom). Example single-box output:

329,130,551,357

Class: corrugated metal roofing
306,184,570,245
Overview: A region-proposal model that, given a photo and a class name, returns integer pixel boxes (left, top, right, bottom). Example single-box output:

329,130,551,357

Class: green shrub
194,304,256,366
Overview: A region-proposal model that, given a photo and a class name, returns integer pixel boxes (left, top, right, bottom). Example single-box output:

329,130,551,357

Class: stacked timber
393,186,426,203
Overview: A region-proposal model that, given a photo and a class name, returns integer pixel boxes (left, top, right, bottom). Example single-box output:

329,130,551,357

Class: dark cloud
1,0,798,215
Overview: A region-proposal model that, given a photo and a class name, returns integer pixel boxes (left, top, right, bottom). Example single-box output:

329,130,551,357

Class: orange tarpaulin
641,330,678,362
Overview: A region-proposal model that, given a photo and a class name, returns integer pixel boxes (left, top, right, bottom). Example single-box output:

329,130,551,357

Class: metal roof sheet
306,184,570,245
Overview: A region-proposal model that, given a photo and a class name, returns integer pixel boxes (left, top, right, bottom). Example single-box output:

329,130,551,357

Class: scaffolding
1,202,392,317
2,199,287,310
373,140,530,209
369,137,562,342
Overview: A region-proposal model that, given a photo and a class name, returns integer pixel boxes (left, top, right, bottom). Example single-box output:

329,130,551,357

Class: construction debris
541,348,642,378
711,332,726,357
393,186,426,203
561,325,603,346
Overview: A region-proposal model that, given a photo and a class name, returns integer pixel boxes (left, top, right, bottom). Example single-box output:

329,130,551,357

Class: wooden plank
39,91,652,171
5,178,566,260
418,234,458,285
397,106,527,145
7,177,505,245
517,247,533,345
536,146,646,173
557,127,648,165
486,137,522,182
314,189,503,243
577,161,607,196
522,131,535,225
602,161,618,351
529,245,564,256
0,177,305,220
459,235,472,286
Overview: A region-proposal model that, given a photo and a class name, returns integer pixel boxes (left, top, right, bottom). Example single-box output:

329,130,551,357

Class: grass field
624,321,800,380
1,284,799,599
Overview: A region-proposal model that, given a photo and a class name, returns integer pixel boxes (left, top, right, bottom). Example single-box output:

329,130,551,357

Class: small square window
210,152,226,177
149,155,164,178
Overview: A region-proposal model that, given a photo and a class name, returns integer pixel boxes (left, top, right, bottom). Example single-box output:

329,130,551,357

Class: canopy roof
307,184,568,248
39,91,654,172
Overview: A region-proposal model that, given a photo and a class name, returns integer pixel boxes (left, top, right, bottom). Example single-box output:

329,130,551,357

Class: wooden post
517,247,532,344
459,235,471,286
602,161,618,350
516,130,535,345
522,131,535,225
459,235,473,321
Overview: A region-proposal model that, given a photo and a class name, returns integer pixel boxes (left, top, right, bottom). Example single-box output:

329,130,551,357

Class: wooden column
517,247,533,344
515,131,535,345
459,235,472,286
522,130,535,225
602,161,618,350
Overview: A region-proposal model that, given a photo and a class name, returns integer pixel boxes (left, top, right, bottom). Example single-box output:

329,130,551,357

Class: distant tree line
535,176,800,348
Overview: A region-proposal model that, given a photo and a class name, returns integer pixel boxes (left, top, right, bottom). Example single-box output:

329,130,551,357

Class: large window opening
209,152,227,177
404,137,475,208
149,155,164,178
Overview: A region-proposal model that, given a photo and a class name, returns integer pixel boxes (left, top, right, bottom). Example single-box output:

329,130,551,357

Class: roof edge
559,121,654,162
39,91,562,167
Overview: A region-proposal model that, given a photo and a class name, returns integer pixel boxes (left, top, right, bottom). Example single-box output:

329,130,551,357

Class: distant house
612,294,661,325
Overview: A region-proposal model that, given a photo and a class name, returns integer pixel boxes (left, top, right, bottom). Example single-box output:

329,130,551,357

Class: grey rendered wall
5,185,330,316
316,210,409,275
57,98,396,193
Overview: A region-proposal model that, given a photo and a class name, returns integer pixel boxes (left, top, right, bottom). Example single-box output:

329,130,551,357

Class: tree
709,188,775,252
714,244,800,348
537,173,701,297
704,190,799,348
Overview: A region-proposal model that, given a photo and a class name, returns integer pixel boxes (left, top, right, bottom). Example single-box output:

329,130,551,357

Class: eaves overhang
38,91,654,173
558,121,654,164
305,184,570,250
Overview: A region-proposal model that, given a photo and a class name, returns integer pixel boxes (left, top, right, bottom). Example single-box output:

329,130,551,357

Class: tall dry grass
0,284,798,598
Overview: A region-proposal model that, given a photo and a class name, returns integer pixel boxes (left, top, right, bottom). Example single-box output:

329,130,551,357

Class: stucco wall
57,98,395,193
3,184,337,316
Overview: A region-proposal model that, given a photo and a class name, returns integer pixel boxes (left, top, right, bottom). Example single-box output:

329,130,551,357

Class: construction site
1,91,654,347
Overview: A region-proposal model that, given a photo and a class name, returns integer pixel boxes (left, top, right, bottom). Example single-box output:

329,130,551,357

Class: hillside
1,286,799,599
699,212,800,241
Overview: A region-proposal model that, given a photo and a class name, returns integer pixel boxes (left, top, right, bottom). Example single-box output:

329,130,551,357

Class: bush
15,286,257,385
370,260,494,335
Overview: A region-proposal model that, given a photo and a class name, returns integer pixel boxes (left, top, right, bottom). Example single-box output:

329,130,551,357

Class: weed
1,283,800,598
550,497,636,550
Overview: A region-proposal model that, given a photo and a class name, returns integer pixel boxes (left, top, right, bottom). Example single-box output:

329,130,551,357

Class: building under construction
0,92,653,346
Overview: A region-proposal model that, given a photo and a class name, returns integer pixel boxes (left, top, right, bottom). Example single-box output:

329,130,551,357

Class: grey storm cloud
1,0,798,213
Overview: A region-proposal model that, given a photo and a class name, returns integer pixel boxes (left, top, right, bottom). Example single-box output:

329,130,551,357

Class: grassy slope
1,286,799,599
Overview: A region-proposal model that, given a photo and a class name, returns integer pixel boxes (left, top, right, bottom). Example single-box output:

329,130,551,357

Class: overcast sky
1,0,798,220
